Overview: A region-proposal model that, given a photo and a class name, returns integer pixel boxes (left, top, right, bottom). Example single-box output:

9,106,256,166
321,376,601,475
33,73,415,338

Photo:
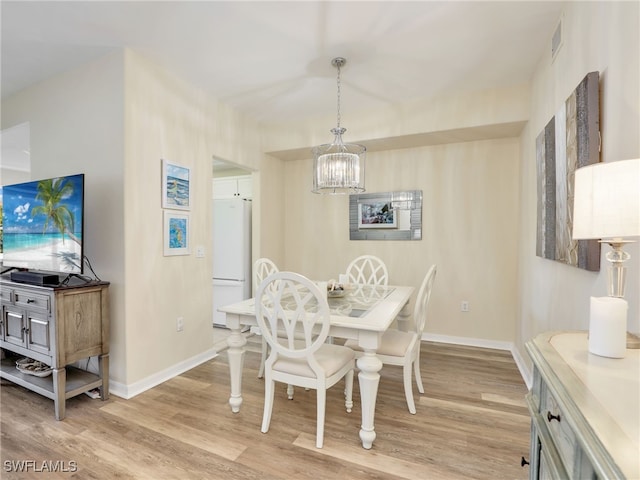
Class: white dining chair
345,255,389,286
345,264,436,414
256,271,355,448
253,258,279,379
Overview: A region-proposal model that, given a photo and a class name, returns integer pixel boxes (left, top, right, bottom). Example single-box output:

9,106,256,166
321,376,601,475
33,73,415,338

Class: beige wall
282,139,521,343
254,154,286,267
260,68,530,350
515,1,640,372
0,168,29,186
1,51,127,381
261,83,530,155
123,50,214,387
121,50,262,390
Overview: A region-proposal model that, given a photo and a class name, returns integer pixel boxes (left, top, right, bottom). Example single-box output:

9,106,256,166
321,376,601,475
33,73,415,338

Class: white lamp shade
572,159,640,240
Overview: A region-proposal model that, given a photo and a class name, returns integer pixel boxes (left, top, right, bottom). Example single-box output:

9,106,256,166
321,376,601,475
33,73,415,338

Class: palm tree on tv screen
31,178,77,245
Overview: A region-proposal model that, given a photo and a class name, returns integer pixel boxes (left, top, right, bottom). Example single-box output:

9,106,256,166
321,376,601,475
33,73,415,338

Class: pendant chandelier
312,57,366,194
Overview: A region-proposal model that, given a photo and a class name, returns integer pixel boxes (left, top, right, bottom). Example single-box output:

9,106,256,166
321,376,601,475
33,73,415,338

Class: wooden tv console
0,276,110,420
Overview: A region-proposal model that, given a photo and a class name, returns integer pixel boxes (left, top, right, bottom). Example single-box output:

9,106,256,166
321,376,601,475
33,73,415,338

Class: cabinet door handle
27,298,35,304
547,411,561,422
521,456,530,467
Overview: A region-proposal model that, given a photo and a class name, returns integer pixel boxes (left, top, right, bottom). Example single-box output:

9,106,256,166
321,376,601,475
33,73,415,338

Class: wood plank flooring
1,339,532,479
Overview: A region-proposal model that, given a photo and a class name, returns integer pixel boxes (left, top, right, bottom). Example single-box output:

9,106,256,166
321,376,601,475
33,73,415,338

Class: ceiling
1,1,566,125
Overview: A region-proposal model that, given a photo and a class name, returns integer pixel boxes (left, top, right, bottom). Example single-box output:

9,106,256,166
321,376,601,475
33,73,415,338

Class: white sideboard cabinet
525,331,639,479
0,277,110,420
212,175,252,199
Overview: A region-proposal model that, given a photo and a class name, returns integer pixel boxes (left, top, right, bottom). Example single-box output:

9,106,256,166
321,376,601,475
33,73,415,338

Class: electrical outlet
461,301,469,312
177,317,184,332
196,245,205,258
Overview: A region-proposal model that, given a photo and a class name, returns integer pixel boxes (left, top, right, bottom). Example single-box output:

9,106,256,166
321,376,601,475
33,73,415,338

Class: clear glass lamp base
601,239,632,297
600,239,640,349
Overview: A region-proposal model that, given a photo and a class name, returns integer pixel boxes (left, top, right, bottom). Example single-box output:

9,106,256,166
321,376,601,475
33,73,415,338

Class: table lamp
572,158,640,357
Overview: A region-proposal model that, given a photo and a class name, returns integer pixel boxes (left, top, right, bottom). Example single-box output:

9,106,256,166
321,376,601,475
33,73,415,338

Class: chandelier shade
312,128,366,194
312,58,366,194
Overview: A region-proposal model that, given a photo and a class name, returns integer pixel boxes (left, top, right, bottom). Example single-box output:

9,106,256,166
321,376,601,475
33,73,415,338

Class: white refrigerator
212,198,252,327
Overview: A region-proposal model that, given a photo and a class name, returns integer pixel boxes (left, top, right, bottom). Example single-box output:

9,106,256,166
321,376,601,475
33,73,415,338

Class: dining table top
218,283,414,333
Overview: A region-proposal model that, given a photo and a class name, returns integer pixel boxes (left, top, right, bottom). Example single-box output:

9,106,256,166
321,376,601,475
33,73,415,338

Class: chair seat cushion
272,343,355,378
345,329,416,357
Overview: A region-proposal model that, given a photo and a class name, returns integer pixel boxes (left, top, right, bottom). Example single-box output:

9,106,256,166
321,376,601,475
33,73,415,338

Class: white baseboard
109,348,218,399
511,345,533,389
422,332,513,351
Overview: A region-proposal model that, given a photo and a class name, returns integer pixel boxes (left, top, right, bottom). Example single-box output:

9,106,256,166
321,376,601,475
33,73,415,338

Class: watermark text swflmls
4,460,78,473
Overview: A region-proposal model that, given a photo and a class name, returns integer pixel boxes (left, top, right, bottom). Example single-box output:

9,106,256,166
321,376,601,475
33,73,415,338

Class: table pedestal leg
357,350,382,449
227,326,247,413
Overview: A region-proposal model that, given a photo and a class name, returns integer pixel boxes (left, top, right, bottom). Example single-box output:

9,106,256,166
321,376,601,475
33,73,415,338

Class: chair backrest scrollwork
345,255,389,286
255,272,331,376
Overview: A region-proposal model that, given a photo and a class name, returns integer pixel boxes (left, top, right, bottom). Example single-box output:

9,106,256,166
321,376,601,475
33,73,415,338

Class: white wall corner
108,348,218,399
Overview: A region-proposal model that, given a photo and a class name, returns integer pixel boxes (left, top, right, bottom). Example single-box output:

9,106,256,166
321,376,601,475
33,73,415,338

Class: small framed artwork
357,201,397,229
164,211,190,256
350,191,422,240
162,159,191,210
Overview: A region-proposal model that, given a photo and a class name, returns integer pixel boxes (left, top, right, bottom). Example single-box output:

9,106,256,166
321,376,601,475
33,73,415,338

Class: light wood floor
1,338,532,479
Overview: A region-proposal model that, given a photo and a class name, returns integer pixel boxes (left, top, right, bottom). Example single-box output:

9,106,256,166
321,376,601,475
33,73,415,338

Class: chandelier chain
336,61,342,129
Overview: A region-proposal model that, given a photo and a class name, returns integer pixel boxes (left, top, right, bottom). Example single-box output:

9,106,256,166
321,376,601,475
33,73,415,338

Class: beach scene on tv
2,174,84,274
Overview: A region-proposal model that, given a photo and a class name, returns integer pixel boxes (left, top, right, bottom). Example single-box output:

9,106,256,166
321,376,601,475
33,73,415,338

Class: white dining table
218,283,414,449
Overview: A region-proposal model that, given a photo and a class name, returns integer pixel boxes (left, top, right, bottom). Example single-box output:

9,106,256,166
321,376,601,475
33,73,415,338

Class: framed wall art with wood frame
535,71,601,271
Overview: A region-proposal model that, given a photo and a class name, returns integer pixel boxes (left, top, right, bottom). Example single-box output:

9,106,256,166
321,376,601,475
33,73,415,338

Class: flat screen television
1,173,84,275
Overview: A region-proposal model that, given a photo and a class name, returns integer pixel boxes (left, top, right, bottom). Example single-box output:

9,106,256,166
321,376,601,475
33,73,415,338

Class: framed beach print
357,201,397,229
162,159,191,210
164,211,190,256
349,190,422,241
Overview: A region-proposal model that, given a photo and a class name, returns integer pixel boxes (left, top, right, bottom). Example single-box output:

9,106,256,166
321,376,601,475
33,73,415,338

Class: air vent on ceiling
551,15,564,62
